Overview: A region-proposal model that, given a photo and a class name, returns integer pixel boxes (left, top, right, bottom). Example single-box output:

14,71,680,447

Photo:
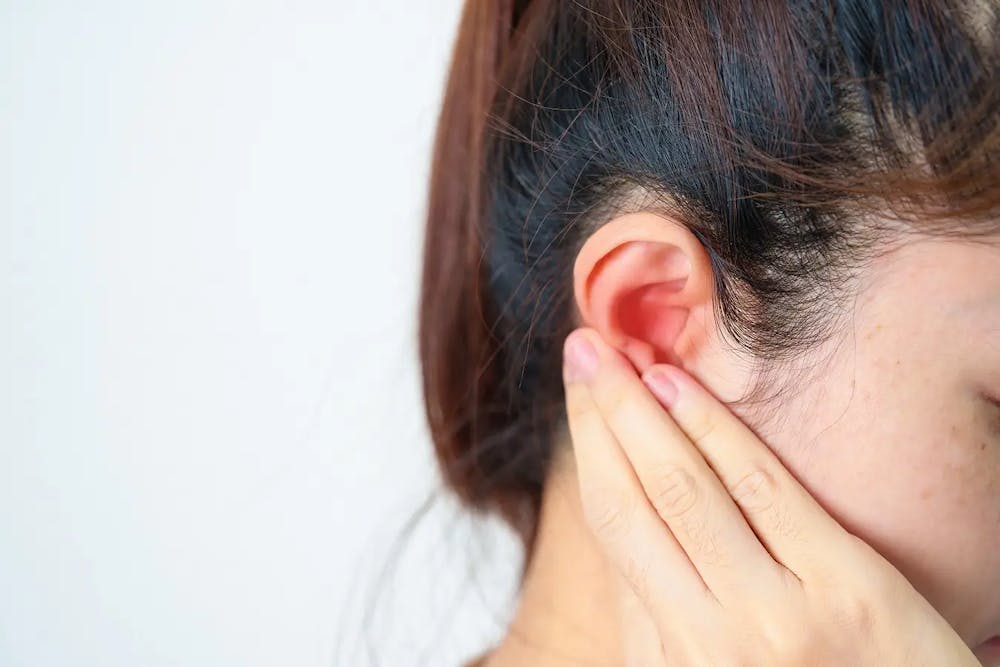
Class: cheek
745,235,1000,641
788,394,1000,643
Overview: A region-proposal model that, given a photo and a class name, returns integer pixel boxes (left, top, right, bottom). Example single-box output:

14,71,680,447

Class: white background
0,1,522,665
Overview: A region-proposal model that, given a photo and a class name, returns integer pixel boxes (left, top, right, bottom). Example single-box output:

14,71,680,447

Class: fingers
561,336,721,626
565,328,788,604
638,360,858,583
614,570,731,667
614,573,668,667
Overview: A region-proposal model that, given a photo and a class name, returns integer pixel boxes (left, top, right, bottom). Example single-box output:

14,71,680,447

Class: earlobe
572,211,714,373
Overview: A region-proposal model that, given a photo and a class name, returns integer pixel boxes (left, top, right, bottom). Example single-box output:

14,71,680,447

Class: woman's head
419,0,1000,651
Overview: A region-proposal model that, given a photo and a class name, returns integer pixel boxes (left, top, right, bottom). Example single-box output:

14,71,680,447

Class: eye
986,393,1000,438
973,380,1000,420
977,387,1000,430
978,379,1000,407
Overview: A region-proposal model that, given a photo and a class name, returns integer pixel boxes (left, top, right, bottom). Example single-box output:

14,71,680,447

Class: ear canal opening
614,280,690,366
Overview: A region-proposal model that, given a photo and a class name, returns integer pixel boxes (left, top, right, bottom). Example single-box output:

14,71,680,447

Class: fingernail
563,331,598,382
643,370,678,407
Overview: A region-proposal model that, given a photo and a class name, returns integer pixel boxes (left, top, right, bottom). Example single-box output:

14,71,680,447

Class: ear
572,211,715,375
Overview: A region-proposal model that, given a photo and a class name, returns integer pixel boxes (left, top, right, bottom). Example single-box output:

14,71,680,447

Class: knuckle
822,547,896,638
751,612,821,666
768,502,803,542
648,466,699,519
729,467,778,513
582,486,635,542
684,519,726,566
620,553,653,600
831,589,879,638
686,409,718,446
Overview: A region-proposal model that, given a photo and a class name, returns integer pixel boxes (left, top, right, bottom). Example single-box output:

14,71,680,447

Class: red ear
581,239,692,369
572,213,713,374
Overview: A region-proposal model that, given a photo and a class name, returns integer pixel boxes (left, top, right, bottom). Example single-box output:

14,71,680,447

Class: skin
474,216,1000,667
557,326,985,664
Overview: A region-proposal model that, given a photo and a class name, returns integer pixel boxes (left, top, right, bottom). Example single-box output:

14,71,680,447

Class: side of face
572,214,1000,652
750,236,1000,650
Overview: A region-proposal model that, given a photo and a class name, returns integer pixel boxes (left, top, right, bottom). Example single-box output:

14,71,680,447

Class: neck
482,431,625,666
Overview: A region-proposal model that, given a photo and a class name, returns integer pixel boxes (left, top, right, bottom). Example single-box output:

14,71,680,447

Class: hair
418,0,1000,571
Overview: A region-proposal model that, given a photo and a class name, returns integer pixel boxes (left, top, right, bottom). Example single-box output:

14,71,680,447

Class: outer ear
572,211,715,374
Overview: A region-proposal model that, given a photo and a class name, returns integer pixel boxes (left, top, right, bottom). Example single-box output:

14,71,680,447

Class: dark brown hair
419,0,1000,569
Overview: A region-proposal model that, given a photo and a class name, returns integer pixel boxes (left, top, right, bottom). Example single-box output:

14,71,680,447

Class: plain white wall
0,1,523,665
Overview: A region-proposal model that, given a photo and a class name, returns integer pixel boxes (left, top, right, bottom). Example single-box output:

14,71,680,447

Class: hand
560,327,982,666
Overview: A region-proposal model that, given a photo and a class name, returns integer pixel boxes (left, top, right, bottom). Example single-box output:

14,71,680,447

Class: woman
419,0,999,664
